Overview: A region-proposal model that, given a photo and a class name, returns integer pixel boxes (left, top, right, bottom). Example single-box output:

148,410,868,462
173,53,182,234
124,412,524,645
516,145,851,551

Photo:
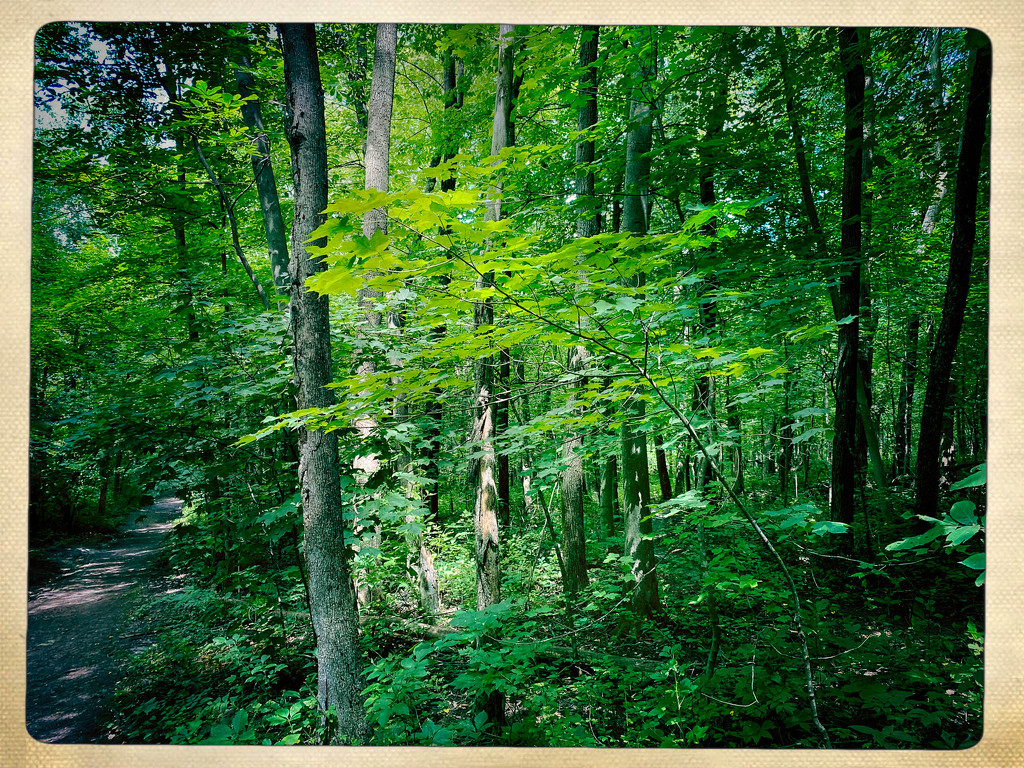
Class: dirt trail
26,497,183,743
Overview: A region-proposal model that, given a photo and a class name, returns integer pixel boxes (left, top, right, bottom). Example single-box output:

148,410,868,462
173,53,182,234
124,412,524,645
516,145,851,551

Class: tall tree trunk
893,315,920,478
422,34,465,523
831,27,864,528
619,25,660,621
693,29,732,491
351,23,397,607
497,350,511,526
280,23,369,744
653,433,673,502
599,454,618,537
855,28,876,476
776,26,889,503
914,41,990,521
560,348,591,594
558,24,600,595
897,30,948,480
96,455,110,518
236,57,290,300
471,22,515,727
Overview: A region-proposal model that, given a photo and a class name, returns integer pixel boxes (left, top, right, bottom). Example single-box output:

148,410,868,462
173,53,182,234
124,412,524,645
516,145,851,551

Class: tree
830,27,864,528
914,37,991,521
557,24,600,595
279,22,369,743
236,51,290,300
619,25,660,621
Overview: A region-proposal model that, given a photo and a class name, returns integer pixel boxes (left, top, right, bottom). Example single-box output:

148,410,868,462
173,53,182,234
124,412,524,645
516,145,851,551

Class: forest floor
26,496,182,743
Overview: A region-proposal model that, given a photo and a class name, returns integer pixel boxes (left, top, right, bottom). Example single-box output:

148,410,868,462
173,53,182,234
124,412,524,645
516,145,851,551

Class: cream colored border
4,2,1020,766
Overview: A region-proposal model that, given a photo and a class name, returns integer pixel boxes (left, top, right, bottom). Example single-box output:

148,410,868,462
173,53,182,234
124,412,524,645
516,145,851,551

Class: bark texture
914,41,990,521
557,24,601,595
830,27,864,527
236,59,290,299
280,23,369,744
471,22,516,726
620,26,660,620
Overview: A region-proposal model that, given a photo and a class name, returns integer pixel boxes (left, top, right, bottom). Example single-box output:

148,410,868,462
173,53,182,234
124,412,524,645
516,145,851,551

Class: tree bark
619,26,660,621
471,22,515,727
559,346,591,593
855,28,876,476
236,58,290,300
599,454,618,538
830,27,864,528
557,24,601,595
896,30,947,480
914,40,990,521
893,315,920,478
280,22,369,744
191,134,272,310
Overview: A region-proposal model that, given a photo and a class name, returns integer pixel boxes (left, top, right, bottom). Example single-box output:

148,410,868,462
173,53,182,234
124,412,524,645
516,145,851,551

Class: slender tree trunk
350,23,398,607
897,30,948,481
855,28,876,476
280,23,369,744
557,24,601,594
471,22,515,727
653,433,673,502
915,41,990,521
96,456,110,518
497,350,511,526
560,347,591,593
236,57,291,300
777,26,888,504
831,27,864,528
692,29,732,491
191,135,272,310
599,454,618,537
619,26,660,621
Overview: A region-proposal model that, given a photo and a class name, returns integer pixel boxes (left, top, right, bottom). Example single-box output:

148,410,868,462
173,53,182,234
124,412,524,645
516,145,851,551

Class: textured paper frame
3,2,1021,766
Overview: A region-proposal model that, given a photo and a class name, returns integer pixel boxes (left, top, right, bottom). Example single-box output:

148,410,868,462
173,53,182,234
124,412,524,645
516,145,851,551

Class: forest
29,22,988,748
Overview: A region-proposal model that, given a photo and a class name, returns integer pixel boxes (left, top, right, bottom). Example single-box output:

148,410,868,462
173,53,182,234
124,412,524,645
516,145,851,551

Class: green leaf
950,464,986,490
811,520,849,536
948,500,978,525
792,427,826,444
961,553,985,570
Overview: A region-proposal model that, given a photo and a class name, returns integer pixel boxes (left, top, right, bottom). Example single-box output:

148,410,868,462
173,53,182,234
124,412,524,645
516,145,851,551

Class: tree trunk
497,349,511,526
777,25,888,505
557,24,601,594
559,346,591,593
96,455,110,518
421,35,465,524
692,29,732,492
855,28,876,476
897,30,948,481
236,57,290,300
619,26,660,621
915,41,990,521
830,27,864,528
653,433,673,502
893,315,920,478
471,22,515,727
599,454,618,537
280,23,369,744
350,23,398,608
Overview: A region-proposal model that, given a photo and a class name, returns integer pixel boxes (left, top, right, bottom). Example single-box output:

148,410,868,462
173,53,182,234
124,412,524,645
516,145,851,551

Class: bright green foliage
33,21,985,750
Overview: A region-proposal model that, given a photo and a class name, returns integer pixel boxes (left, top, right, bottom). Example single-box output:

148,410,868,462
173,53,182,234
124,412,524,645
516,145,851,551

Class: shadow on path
26,496,183,743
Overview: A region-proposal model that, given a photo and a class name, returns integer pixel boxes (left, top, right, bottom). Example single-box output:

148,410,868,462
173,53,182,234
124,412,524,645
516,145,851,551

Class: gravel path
26,497,183,743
